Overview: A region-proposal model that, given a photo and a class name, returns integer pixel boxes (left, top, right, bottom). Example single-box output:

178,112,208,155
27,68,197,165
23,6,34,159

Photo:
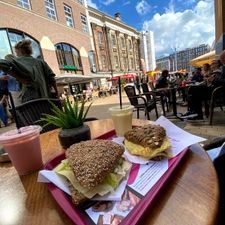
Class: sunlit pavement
1,92,225,141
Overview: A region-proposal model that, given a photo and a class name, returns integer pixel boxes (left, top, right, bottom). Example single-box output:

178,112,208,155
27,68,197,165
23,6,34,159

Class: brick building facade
0,0,92,77
88,7,141,78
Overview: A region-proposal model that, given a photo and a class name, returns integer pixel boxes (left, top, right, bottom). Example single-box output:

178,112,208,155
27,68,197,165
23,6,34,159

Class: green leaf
73,99,79,119
67,98,76,119
49,101,65,118
78,100,86,122
41,114,69,128
82,102,92,122
63,102,74,126
39,98,92,129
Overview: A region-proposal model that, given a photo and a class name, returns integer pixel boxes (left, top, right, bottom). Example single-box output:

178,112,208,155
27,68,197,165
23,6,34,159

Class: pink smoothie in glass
0,125,43,175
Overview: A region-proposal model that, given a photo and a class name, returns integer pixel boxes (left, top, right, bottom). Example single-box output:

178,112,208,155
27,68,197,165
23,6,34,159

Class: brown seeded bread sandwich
124,124,171,160
54,139,131,206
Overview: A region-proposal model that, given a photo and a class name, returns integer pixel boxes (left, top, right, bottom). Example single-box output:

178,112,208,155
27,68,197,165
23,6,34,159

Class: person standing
0,54,22,106
0,70,8,126
0,39,58,103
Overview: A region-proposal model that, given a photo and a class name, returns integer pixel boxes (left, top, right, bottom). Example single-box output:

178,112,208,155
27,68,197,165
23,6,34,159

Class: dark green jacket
0,56,56,103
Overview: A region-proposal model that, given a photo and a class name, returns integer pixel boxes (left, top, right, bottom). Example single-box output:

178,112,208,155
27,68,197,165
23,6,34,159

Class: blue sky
87,0,215,58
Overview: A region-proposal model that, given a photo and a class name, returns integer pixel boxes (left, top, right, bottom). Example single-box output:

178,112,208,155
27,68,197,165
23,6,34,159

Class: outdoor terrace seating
124,85,158,120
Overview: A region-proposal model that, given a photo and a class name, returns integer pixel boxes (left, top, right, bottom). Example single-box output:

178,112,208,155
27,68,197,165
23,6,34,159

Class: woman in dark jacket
0,39,58,103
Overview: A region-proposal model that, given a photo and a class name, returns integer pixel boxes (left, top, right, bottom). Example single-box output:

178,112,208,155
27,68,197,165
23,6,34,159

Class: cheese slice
124,137,171,160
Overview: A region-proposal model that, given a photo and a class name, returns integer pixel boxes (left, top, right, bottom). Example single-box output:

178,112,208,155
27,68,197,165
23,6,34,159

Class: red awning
121,74,137,79
109,74,137,80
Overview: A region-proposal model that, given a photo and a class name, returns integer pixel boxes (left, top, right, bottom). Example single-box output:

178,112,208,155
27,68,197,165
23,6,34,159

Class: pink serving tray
44,129,189,225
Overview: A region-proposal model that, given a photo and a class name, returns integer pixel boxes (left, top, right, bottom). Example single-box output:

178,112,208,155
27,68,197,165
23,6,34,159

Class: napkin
38,170,128,201
112,116,206,164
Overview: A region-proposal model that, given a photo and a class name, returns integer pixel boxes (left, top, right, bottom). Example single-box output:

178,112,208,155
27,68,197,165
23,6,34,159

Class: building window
55,43,82,72
101,55,107,70
80,14,88,33
77,0,84,5
129,39,132,50
98,32,103,45
64,4,74,28
123,57,127,70
88,50,97,72
17,0,31,9
0,28,42,59
45,0,57,20
114,55,119,69
111,34,116,47
121,37,125,48
130,57,134,69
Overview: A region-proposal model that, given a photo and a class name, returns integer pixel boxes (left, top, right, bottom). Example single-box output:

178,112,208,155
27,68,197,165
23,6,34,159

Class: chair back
209,86,225,124
124,85,138,106
10,98,62,133
141,83,152,102
141,83,150,93
149,81,155,91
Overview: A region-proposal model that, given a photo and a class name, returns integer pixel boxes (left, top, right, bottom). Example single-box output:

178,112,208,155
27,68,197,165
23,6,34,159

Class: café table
0,119,219,225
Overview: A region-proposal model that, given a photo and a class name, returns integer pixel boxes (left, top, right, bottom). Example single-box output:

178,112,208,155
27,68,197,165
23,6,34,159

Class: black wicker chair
124,85,158,120
208,86,225,125
9,98,98,133
9,98,62,133
141,83,168,116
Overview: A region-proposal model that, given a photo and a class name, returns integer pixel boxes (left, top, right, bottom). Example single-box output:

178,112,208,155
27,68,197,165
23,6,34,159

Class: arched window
55,43,83,73
0,28,42,59
88,50,97,72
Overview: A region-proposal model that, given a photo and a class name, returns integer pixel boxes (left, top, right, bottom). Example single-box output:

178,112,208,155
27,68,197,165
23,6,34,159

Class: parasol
109,74,137,81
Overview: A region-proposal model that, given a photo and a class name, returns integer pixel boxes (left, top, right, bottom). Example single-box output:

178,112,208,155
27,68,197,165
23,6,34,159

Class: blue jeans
0,103,8,126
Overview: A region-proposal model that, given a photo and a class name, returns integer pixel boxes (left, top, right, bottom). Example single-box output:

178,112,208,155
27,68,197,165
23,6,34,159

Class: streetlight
174,47,178,71
171,46,179,72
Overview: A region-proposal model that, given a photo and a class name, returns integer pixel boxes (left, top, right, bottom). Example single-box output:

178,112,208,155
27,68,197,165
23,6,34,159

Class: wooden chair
207,86,225,125
124,85,158,120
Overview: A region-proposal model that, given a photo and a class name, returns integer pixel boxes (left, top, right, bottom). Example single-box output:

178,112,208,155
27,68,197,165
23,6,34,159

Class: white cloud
143,0,215,57
86,0,98,8
123,1,131,6
165,0,175,13
136,0,151,15
100,0,116,6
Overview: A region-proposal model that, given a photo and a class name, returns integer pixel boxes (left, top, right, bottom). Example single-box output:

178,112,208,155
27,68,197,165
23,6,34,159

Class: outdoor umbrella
121,74,137,79
178,69,188,73
109,74,137,80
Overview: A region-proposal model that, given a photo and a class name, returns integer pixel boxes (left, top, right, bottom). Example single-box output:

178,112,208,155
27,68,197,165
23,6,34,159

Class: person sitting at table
180,59,224,121
155,70,172,106
203,63,211,78
155,70,169,89
191,67,204,82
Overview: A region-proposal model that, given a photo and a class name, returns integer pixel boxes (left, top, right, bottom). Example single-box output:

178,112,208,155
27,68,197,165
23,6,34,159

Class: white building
140,30,156,71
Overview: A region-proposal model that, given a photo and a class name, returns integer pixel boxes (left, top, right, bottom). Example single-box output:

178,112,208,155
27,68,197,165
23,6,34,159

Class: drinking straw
118,76,122,109
8,92,21,133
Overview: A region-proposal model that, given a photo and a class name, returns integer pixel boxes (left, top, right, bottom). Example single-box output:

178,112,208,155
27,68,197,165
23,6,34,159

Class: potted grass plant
39,98,92,149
